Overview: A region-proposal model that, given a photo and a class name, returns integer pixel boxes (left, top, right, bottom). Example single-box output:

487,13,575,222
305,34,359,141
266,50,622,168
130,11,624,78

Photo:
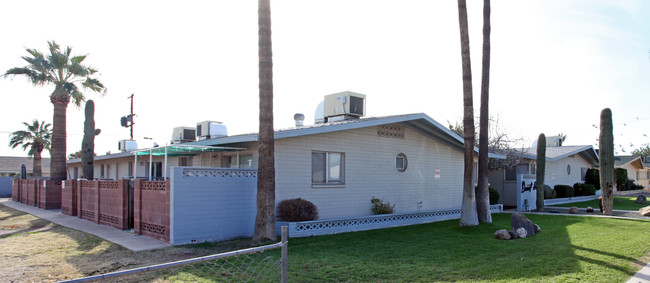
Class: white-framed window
312,151,344,185
179,156,193,167
396,153,408,172
239,154,254,168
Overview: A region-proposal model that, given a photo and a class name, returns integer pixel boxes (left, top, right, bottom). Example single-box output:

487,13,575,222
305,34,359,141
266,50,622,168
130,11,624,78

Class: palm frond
70,55,86,64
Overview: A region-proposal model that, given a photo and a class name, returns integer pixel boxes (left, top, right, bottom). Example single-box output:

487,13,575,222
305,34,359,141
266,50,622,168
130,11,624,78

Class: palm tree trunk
33,151,42,177
254,0,277,241
457,0,479,226
476,0,492,223
50,99,68,181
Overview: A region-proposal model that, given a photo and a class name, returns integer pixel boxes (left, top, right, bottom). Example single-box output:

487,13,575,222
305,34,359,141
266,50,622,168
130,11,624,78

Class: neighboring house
68,112,480,220
0,156,51,177
488,143,599,207
615,155,649,189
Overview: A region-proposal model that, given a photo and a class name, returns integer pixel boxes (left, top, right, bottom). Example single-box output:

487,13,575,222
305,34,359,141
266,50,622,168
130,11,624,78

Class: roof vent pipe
294,113,305,127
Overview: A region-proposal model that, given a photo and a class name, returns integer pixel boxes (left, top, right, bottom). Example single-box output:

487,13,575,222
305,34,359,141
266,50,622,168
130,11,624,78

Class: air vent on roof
323,91,366,122
171,126,196,144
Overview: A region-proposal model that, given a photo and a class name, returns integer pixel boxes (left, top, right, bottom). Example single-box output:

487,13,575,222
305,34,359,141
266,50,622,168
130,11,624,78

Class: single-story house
0,156,50,178
68,112,490,220
615,155,649,189
488,142,599,207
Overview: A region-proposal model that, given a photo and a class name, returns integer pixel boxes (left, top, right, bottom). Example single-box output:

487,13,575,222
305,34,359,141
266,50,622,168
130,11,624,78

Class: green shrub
551,189,557,199
615,168,628,191
371,196,395,214
488,186,500,205
543,185,553,199
573,183,596,196
277,198,319,222
554,185,574,198
584,168,600,191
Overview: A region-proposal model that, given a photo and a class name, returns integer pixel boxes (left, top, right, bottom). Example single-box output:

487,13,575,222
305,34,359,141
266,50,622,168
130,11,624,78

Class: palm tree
9,119,52,177
457,0,479,226
254,0,277,241
476,0,492,223
3,41,106,181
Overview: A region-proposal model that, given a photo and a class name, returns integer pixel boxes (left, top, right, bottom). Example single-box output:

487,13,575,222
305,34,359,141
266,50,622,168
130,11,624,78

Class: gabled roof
614,155,644,169
188,113,470,152
0,156,50,173
520,145,599,166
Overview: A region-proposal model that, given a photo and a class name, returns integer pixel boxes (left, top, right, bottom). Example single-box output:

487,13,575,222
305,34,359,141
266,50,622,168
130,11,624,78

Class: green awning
134,144,245,157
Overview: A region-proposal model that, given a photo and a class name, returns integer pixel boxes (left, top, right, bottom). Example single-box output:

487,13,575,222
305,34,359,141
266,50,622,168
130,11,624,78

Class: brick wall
12,179,20,202
26,180,38,206
134,179,170,242
78,180,99,223
98,180,129,230
61,180,78,216
38,180,61,209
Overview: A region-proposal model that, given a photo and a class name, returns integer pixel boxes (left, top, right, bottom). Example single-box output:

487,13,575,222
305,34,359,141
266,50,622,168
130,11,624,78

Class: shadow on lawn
286,213,647,282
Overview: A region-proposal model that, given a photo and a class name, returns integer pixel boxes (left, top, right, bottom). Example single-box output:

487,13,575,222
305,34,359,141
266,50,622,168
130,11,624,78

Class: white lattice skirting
277,204,503,238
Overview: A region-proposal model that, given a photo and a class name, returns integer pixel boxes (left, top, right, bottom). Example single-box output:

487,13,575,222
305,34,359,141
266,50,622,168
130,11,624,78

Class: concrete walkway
0,198,169,252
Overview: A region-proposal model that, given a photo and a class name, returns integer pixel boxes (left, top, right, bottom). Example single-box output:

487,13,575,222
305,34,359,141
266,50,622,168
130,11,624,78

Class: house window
221,156,232,168
312,151,344,185
567,165,571,175
100,165,105,179
505,166,517,182
396,153,408,172
145,162,163,180
239,154,254,168
73,167,79,179
179,156,193,167
581,167,587,181
115,164,119,179
647,171,650,180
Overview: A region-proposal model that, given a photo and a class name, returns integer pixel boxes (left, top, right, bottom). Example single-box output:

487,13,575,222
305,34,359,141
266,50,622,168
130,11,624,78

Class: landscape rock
511,213,536,237
586,207,594,213
635,195,647,204
515,227,528,239
640,206,650,217
534,224,541,233
568,206,579,214
507,230,518,239
598,196,603,212
494,229,511,240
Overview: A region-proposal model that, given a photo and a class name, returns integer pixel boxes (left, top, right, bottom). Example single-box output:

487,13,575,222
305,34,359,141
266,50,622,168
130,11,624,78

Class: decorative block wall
134,179,170,242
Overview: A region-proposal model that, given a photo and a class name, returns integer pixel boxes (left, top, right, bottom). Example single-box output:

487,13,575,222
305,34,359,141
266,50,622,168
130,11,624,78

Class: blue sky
0,0,648,157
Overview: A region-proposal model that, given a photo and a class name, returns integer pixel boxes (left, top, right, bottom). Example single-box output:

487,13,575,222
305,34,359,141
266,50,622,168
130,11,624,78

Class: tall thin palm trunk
51,98,69,181
254,0,277,241
476,0,492,223
33,151,42,177
457,0,479,226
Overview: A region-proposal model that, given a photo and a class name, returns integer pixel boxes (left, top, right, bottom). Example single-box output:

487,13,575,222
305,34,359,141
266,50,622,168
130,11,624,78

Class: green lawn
552,196,647,211
283,213,650,282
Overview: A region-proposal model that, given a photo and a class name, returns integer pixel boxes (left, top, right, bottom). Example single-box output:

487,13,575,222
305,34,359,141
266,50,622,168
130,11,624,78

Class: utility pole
129,94,134,140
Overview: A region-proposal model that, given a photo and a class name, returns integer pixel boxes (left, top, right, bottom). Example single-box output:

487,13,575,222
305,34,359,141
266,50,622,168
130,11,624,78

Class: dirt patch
0,204,265,282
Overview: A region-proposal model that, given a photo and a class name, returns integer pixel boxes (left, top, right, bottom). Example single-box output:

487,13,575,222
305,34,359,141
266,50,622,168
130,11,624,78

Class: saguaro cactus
536,133,546,212
81,100,101,179
599,108,614,215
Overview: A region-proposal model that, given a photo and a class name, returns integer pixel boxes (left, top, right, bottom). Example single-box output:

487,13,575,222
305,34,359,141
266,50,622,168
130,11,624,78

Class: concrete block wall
38,180,62,209
98,180,129,230
78,180,99,223
12,179,19,201
61,180,78,216
26,180,38,206
170,167,257,245
134,179,170,242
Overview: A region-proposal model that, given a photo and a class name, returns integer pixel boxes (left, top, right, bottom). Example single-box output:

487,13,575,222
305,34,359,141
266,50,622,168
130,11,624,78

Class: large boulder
515,227,528,239
494,229,511,240
635,195,647,204
586,207,594,213
568,206,579,214
640,206,650,217
511,213,536,237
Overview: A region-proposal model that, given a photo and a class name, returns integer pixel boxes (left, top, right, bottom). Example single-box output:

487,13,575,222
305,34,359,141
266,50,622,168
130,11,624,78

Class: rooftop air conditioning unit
196,121,228,140
323,91,366,121
118,139,138,152
171,126,196,144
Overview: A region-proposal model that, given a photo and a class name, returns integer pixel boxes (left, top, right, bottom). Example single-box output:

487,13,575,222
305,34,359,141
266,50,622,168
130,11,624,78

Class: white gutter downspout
164,145,168,180
149,148,153,181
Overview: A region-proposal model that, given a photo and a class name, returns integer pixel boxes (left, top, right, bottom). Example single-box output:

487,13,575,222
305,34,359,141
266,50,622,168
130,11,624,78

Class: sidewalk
0,198,169,252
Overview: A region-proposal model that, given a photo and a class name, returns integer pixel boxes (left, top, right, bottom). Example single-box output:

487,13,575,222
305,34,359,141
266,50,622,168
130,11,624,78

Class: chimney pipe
294,113,305,127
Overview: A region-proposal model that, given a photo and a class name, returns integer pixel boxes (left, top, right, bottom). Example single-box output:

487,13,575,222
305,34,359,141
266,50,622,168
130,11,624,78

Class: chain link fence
62,227,288,283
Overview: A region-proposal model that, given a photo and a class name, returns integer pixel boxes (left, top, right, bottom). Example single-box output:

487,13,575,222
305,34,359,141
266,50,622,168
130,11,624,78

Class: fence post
281,225,288,283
